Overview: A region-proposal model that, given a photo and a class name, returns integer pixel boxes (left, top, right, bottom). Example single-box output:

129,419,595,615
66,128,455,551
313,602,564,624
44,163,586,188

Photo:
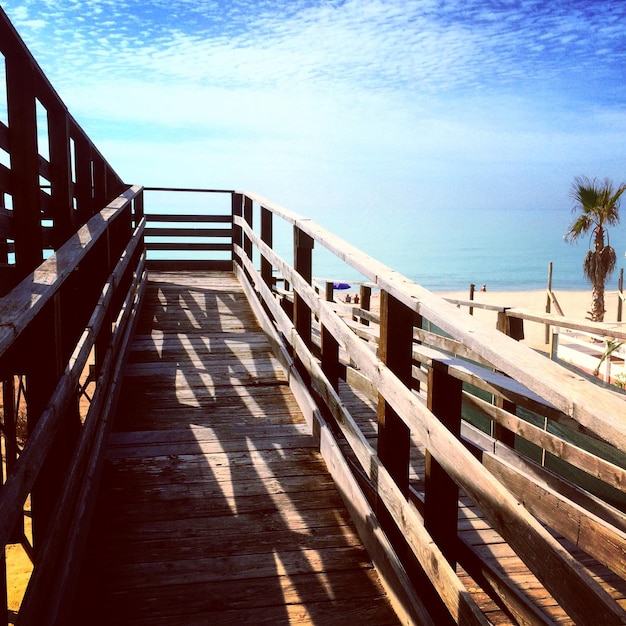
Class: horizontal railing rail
0,186,146,626
229,190,626,625
140,187,235,271
446,297,626,382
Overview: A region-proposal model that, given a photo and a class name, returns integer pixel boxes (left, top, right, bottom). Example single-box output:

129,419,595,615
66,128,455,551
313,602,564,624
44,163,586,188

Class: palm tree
565,176,626,322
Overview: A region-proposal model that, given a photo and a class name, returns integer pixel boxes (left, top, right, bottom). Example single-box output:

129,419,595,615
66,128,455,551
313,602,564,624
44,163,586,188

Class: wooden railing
229,191,626,625
0,6,126,297
142,187,235,271
2,183,626,624
447,296,626,383
0,186,146,625
0,9,146,624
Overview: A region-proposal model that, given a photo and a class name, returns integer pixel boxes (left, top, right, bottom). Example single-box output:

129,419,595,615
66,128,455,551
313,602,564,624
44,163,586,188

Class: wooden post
321,326,340,391
232,192,242,267
243,195,253,261
293,226,313,347
550,328,559,361
545,261,553,344
469,283,475,316
493,399,516,448
425,359,461,565
496,310,507,335
618,268,623,323
133,189,144,228
72,134,93,224
260,206,273,290
325,281,334,303
91,153,107,212
6,52,43,278
377,291,411,497
1,546,7,626
359,285,371,326
2,377,23,544
321,282,340,390
26,301,65,551
47,100,74,249
293,227,314,384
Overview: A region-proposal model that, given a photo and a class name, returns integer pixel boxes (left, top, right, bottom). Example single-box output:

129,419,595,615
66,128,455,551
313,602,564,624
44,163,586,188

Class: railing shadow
71,275,394,623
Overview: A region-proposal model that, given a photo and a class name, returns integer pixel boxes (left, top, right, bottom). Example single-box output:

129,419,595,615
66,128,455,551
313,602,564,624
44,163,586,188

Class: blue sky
2,0,626,230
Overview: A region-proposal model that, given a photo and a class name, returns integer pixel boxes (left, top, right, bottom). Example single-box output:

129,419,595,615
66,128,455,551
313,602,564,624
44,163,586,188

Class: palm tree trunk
590,227,607,322
591,283,605,322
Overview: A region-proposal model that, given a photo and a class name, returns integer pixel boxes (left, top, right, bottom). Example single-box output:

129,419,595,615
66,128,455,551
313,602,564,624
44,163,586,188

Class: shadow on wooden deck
69,272,399,625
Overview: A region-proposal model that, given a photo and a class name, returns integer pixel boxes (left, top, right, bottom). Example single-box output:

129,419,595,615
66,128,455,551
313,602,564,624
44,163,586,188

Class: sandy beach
353,288,624,353
437,289,624,351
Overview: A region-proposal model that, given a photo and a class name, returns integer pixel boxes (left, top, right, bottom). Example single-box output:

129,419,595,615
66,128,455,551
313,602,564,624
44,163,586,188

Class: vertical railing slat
5,52,42,278
293,227,313,349
377,290,411,496
260,206,273,289
243,196,253,261
425,359,461,566
72,133,93,223
232,192,243,267
46,98,73,249
293,227,313,385
321,283,340,391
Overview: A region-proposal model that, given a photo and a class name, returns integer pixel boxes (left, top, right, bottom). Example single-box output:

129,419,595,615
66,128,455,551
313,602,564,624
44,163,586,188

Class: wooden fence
0,6,126,297
0,186,146,625
229,191,626,625
448,295,626,384
0,9,146,624
2,181,626,622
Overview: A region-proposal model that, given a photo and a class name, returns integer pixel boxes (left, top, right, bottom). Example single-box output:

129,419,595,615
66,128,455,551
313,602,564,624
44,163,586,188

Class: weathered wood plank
144,213,232,223
76,592,398,626
0,187,142,359
145,227,233,237
70,271,399,625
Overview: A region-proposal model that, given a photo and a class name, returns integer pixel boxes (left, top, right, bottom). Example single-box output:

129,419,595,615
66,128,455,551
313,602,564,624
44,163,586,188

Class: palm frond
583,246,616,284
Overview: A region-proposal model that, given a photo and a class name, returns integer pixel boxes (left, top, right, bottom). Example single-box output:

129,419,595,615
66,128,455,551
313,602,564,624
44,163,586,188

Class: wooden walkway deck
69,272,399,625
339,373,626,625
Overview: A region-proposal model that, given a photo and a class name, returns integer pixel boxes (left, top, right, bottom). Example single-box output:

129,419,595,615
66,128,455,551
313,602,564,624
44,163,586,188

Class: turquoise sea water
309,206,626,292
142,191,626,293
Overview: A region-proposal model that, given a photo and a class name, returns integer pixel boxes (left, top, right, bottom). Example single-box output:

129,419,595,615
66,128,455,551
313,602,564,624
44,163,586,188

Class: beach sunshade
333,282,351,290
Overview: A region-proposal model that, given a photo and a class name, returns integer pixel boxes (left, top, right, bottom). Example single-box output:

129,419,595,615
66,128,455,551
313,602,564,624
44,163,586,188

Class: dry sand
437,289,623,351
356,288,624,353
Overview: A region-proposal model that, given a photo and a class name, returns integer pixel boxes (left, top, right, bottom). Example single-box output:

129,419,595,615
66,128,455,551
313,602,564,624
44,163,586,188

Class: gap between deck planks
69,271,400,625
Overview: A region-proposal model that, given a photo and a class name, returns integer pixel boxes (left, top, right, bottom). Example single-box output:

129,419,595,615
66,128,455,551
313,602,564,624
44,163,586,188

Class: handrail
142,186,235,193
0,186,142,359
242,191,626,450
0,187,146,625
232,191,626,624
0,6,126,295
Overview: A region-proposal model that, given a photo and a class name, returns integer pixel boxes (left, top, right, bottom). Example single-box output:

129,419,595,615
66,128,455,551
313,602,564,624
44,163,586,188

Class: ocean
307,206,626,293
141,191,626,293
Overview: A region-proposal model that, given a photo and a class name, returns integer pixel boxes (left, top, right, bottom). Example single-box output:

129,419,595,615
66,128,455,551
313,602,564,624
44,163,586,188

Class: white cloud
2,0,624,218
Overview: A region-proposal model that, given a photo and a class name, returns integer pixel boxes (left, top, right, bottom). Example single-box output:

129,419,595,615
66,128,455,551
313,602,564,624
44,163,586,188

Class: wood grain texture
69,271,399,625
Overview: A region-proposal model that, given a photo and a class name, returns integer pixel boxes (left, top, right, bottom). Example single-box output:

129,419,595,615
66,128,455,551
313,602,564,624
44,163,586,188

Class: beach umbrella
333,282,351,290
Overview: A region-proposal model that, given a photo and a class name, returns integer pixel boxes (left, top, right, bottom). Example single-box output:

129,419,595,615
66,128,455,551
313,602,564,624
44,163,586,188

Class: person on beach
480,284,487,292
345,294,351,303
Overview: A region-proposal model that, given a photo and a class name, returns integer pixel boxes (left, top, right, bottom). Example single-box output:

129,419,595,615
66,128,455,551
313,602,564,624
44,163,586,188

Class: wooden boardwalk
339,372,626,625
70,272,399,625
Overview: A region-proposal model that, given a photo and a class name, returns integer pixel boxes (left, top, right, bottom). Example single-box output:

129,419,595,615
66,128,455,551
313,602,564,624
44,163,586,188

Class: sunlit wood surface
340,380,626,625
70,272,399,625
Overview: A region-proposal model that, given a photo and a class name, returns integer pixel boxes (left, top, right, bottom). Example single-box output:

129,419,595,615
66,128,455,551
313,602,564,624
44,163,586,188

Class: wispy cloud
2,0,625,214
